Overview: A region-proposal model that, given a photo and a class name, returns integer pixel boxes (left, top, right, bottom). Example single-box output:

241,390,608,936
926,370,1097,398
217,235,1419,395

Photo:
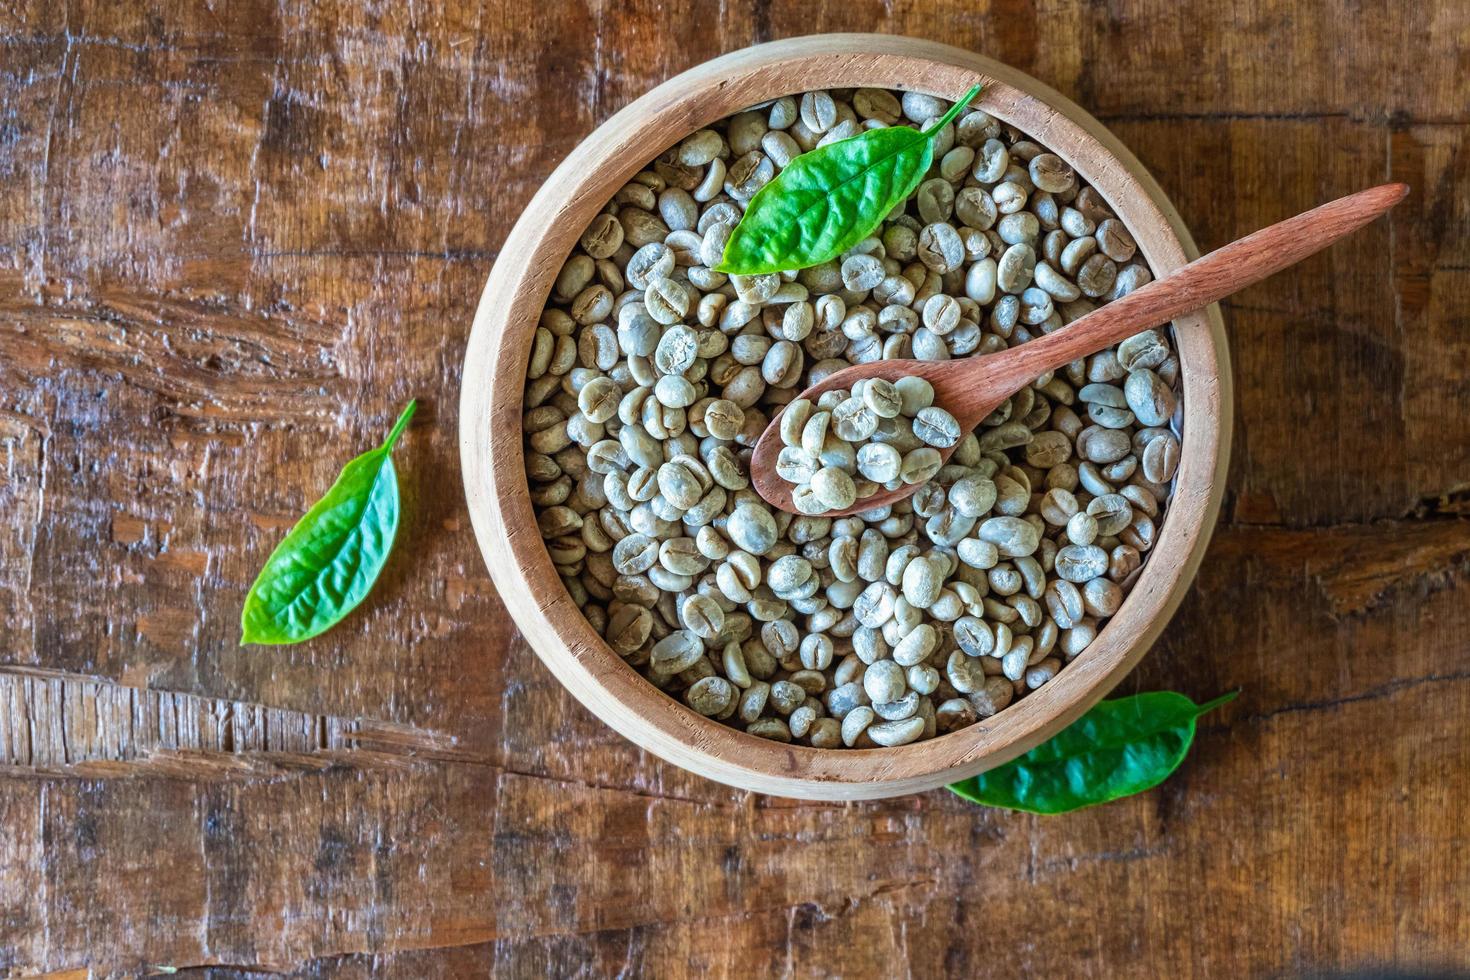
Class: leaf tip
239,612,268,647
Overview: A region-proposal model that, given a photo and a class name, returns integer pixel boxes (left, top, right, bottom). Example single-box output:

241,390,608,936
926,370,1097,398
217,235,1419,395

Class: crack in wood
1407,485,1470,520
0,667,746,807
1097,110,1470,126
1240,668,1470,723
1208,519,1470,618
0,667,458,776
0,277,348,420
246,247,500,262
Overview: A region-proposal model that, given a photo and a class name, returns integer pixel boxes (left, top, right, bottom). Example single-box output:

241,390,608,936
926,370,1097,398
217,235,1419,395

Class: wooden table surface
2,1,1468,976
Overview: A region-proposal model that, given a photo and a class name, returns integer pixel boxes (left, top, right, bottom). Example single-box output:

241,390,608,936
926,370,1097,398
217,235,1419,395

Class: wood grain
2,0,1468,975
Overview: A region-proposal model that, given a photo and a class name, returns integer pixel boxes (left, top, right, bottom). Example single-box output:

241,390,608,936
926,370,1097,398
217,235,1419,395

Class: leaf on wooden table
240,400,417,645
948,690,1238,814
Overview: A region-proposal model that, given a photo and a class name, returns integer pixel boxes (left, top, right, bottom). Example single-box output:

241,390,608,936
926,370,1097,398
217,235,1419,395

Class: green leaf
715,84,983,274
240,400,417,645
948,690,1238,814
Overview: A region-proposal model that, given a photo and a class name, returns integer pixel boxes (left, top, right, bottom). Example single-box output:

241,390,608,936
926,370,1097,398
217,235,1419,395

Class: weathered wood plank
1,516,1468,973
3,0,1469,974
3,654,1467,975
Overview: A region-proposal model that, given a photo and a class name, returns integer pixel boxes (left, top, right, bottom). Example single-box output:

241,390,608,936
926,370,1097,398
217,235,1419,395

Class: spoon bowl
751,358,995,516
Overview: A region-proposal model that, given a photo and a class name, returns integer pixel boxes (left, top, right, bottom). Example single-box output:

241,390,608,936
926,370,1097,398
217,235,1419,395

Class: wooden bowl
460,34,1232,800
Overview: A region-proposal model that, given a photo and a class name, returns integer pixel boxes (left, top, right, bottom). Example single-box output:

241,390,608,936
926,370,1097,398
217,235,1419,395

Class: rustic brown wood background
2,0,1468,976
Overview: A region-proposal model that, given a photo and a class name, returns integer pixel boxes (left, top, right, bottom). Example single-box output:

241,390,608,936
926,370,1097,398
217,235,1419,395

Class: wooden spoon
750,182,1408,516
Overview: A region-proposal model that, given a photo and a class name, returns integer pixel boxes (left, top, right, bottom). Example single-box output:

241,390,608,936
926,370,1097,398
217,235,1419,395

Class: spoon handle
972,182,1409,398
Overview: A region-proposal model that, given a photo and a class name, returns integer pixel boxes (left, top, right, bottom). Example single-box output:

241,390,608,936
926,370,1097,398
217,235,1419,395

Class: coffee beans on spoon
776,376,965,513
522,85,1181,749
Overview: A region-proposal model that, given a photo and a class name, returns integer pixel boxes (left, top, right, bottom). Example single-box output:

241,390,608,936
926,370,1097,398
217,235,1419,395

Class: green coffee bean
775,447,818,485
680,594,725,639
893,376,934,415
651,630,704,674
725,504,778,555
1055,544,1109,582
832,397,879,441
892,624,938,666
1087,493,1133,536
1066,511,1099,546
852,442,898,483
913,406,961,448
901,556,943,608
974,516,1040,558
900,447,942,484
809,467,857,510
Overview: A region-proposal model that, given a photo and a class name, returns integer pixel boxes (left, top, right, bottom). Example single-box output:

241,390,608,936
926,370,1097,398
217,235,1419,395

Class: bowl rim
459,33,1232,800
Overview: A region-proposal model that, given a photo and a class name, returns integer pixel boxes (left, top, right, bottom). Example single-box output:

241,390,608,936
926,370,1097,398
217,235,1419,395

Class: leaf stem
1194,690,1240,716
922,83,984,137
380,399,418,452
